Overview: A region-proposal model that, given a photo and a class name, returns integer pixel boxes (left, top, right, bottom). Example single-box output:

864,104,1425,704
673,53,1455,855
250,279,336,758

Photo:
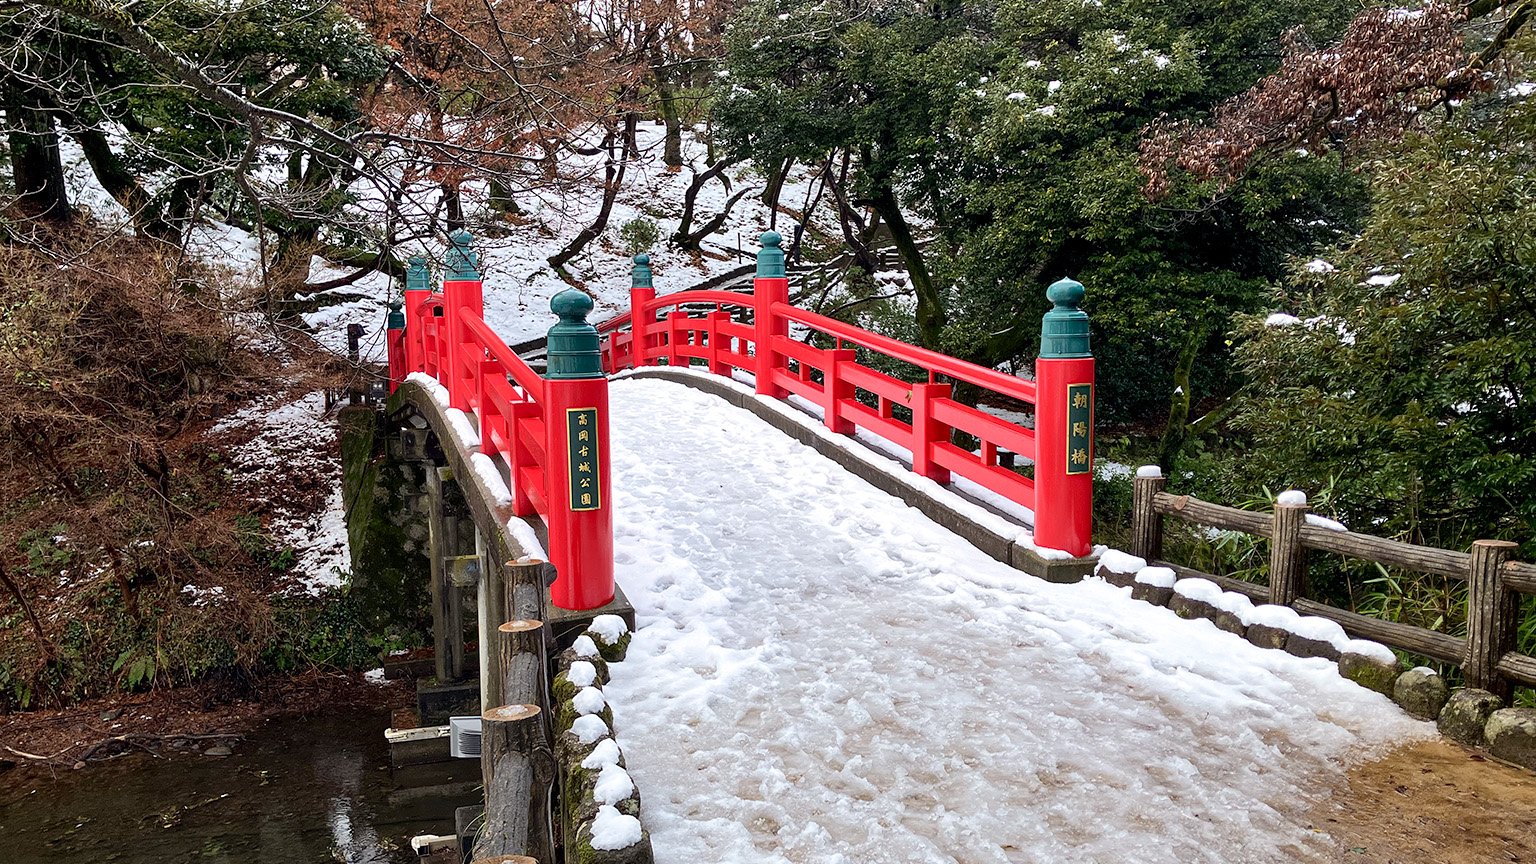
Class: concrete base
387,724,452,769
385,648,479,680
1009,546,1098,584
455,804,485,854
546,582,637,648
417,679,481,726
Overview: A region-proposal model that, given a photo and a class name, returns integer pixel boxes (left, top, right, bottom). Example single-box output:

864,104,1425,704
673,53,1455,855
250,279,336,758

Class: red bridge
387,229,1096,613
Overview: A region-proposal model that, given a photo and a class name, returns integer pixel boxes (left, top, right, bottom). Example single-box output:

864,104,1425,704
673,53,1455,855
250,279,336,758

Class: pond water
0,710,478,864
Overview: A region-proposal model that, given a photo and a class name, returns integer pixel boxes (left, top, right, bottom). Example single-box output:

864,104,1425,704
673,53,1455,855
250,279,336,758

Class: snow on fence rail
597,231,1097,558
1129,469,1536,697
390,230,615,613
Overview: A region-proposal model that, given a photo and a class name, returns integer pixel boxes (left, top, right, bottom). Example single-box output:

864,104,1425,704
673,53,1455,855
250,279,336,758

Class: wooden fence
1130,472,1536,699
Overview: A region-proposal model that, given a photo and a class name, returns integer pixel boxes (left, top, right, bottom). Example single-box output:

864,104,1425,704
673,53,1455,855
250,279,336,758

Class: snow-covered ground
212,390,350,594
602,378,1431,864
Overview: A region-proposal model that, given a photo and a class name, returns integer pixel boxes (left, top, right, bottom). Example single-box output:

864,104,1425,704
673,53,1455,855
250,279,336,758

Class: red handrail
596,238,1093,557
773,303,1038,404
387,239,616,610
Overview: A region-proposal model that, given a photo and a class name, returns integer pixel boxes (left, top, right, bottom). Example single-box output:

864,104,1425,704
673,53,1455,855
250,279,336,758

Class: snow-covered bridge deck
602,377,1430,864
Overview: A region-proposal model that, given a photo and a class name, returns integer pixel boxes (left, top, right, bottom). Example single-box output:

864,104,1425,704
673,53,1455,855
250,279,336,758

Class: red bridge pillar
442,230,483,411
753,231,788,398
628,253,655,370
544,289,615,611
1033,278,1094,558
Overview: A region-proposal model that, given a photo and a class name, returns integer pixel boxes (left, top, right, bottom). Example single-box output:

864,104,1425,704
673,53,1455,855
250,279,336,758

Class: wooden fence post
1465,539,1520,700
427,465,474,682
1130,468,1166,562
1268,493,1309,607
480,546,506,709
476,704,554,861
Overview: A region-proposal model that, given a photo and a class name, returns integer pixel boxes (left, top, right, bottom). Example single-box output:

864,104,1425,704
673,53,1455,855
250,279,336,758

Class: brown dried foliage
0,231,336,706
349,0,645,188
1140,3,1478,198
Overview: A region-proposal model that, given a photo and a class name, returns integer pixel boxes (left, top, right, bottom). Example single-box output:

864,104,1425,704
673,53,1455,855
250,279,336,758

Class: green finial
755,231,784,279
632,253,653,289
406,255,430,292
387,299,405,330
1040,277,1091,359
446,229,480,281
546,289,602,379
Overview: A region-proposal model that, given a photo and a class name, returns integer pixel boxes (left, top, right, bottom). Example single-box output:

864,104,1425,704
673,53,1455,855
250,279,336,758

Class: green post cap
387,299,405,330
446,229,480,281
756,231,785,279
632,253,653,290
546,289,603,379
405,255,430,292
1040,277,1091,359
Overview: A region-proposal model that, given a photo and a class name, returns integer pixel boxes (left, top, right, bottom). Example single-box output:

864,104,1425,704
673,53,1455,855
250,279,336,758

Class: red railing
598,234,1095,557
389,235,614,611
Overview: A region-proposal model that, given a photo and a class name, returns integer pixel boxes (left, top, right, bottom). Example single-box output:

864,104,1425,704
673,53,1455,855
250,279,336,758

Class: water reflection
0,710,479,864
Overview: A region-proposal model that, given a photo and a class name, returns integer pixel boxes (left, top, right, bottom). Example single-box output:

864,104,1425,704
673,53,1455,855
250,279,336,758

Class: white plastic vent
448,716,482,758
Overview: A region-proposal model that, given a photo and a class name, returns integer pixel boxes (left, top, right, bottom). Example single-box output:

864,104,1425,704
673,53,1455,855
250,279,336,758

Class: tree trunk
548,135,627,271
671,158,739,249
760,157,791,226
1156,325,1204,473
489,179,522,216
474,704,555,862
442,182,465,233
70,126,171,240
867,184,942,349
6,105,71,222
655,76,683,168
623,112,640,160
822,156,878,273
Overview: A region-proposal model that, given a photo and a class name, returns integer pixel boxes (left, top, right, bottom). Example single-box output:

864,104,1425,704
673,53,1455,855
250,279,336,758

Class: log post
499,619,546,708
475,704,555,862
481,548,507,709
426,465,475,682
1268,494,1309,607
1130,468,1166,562
1465,539,1520,701
505,558,547,624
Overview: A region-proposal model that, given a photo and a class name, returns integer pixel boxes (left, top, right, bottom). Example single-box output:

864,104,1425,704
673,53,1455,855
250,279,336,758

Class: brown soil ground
1314,738,1536,863
0,670,408,773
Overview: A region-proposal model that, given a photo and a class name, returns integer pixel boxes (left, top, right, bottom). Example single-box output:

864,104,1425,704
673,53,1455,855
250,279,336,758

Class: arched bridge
360,230,1532,864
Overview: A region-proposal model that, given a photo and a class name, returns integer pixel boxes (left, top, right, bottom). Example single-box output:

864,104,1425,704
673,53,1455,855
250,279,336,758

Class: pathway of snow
602,378,1431,864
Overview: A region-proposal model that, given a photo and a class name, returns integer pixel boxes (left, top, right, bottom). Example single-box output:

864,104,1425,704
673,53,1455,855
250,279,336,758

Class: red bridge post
386,300,406,391
629,254,655,369
442,229,483,411
1033,278,1094,558
402,255,432,377
544,289,615,611
752,231,788,397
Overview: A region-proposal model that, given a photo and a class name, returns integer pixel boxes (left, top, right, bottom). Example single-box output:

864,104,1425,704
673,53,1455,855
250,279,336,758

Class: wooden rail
1131,472,1535,698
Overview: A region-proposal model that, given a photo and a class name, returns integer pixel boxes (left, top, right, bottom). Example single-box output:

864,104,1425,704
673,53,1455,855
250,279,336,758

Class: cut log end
500,619,545,633
484,704,542,723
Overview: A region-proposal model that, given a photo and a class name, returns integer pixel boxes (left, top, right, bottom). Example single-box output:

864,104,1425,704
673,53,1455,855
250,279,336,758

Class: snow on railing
389,231,614,612
597,232,1096,558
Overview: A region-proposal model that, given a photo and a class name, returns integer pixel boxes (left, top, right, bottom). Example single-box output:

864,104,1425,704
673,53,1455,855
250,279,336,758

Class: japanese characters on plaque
1066,383,1093,476
566,408,601,511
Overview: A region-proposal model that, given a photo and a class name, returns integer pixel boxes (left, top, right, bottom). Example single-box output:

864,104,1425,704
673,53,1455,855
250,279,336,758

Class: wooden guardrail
1130,471,1536,699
